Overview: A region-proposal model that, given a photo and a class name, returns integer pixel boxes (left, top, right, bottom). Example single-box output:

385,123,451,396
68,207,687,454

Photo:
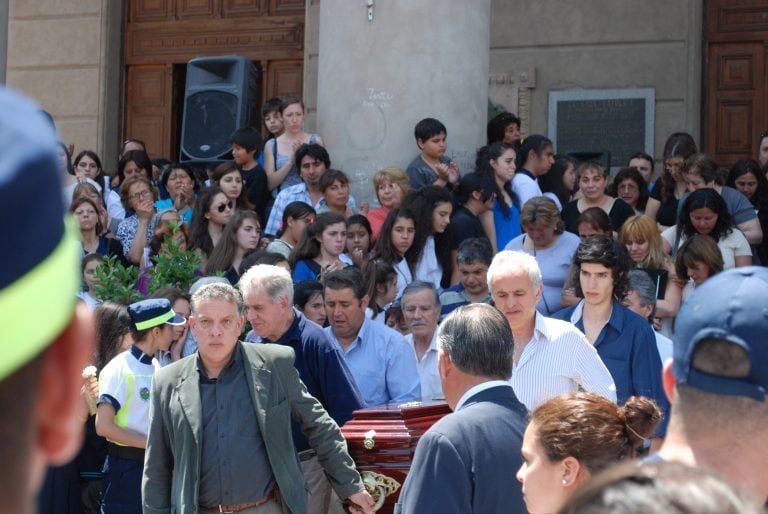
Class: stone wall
5,0,122,163
489,0,703,161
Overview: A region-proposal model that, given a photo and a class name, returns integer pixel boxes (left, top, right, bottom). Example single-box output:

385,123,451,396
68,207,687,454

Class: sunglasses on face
215,201,234,213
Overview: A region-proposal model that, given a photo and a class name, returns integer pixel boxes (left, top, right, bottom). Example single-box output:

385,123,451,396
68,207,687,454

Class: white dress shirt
510,311,617,411
405,330,443,401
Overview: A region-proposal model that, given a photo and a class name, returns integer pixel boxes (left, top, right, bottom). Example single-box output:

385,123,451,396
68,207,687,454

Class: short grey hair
486,250,542,294
437,303,514,380
239,264,294,305
401,280,440,308
191,282,242,314
626,270,657,310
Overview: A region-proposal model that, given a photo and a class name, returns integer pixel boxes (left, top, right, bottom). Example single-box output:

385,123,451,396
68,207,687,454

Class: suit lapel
242,344,272,436
176,359,203,446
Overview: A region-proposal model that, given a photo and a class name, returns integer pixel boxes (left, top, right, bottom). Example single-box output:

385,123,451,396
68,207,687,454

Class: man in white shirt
402,281,443,401
487,250,616,410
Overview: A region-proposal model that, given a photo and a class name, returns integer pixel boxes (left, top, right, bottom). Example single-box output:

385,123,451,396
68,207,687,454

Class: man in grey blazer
395,304,527,514
142,282,374,514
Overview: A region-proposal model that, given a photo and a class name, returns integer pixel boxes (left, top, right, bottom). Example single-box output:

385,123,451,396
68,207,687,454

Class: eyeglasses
128,189,152,201
215,201,234,213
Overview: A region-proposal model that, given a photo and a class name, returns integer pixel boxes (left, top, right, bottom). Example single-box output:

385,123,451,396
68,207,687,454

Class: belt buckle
218,507,234,514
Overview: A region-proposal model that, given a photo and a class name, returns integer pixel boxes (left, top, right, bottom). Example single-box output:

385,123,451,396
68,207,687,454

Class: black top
562,198,635,235
448,206,487,250
242,165,270,226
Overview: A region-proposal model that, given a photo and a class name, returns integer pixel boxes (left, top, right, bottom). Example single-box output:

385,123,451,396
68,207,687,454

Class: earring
561,479,567,485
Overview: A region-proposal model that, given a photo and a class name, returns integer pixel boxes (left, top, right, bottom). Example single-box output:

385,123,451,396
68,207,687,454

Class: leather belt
200,489,275,513
107,442,145,462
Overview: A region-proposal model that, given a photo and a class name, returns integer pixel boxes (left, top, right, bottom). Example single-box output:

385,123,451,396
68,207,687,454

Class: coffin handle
363,429,377,450
360,471,401,511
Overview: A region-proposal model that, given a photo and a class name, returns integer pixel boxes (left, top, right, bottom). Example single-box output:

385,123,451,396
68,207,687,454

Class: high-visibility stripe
134,311,174,331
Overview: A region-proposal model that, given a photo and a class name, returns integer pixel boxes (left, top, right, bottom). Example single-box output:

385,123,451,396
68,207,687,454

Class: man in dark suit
395,303,528,514
142,282,374,514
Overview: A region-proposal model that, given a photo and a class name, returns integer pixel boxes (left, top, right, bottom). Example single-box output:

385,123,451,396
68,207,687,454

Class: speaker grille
181,91,238,160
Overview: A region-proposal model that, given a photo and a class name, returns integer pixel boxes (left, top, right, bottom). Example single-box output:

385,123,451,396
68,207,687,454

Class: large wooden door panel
706,43,764,163
705,0,768,165
126,65,173,158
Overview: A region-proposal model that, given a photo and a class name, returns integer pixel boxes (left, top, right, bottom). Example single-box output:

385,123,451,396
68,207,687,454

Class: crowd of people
6,85,768,513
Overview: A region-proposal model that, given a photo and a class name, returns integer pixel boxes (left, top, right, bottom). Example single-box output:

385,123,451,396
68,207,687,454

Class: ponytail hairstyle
530,392,662,475
475,142,518,218
278,201,316,239
363,260,397,319
288,211,346,269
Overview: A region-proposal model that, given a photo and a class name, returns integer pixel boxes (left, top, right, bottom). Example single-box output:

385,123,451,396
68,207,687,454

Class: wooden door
705,0,768,167
124,0,305,159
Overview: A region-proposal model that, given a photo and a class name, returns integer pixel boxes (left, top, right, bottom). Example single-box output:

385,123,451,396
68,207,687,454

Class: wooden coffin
341,401,452,513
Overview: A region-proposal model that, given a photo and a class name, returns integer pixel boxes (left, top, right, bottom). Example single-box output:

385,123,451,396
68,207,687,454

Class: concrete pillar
316,0,491,204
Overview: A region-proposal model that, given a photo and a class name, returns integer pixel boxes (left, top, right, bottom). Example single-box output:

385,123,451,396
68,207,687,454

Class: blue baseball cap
128,299,186,332
0,88,81,381
672,267,768,401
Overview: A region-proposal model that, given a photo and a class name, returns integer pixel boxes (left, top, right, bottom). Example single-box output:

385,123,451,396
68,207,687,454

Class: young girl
78,253,104,309
476,142,520,250
318,169,356,216
189,187,233,262
345,214,373,268
374,208,418,300
293,280,326,326
289,212,348,281
205,210,262,284
263,95,324,194
363,260,398,324
211,162,253,211
401,186,454,290
265,201,316,259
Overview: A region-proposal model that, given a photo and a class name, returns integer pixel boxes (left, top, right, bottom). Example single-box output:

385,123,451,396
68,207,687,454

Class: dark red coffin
341,401,452,513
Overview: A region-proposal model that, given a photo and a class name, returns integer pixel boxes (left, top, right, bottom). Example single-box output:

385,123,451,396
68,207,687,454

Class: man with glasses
265,144,357,237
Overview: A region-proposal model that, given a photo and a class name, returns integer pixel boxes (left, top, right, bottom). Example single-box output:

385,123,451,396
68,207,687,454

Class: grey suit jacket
142,342,364,514
394,385,528,514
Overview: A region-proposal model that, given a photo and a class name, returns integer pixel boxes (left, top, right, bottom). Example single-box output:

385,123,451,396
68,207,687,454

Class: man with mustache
402,281,443,401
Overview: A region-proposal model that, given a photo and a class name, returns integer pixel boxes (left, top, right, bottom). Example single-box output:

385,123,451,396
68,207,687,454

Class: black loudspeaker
179,55,258,163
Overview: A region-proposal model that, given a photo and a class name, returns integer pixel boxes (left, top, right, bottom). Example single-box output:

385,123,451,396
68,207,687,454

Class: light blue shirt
325,318,421,407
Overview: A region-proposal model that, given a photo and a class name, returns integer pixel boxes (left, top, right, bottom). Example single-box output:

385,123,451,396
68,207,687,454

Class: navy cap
0,87,81,381
128,299,186,332
673,266,768,401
